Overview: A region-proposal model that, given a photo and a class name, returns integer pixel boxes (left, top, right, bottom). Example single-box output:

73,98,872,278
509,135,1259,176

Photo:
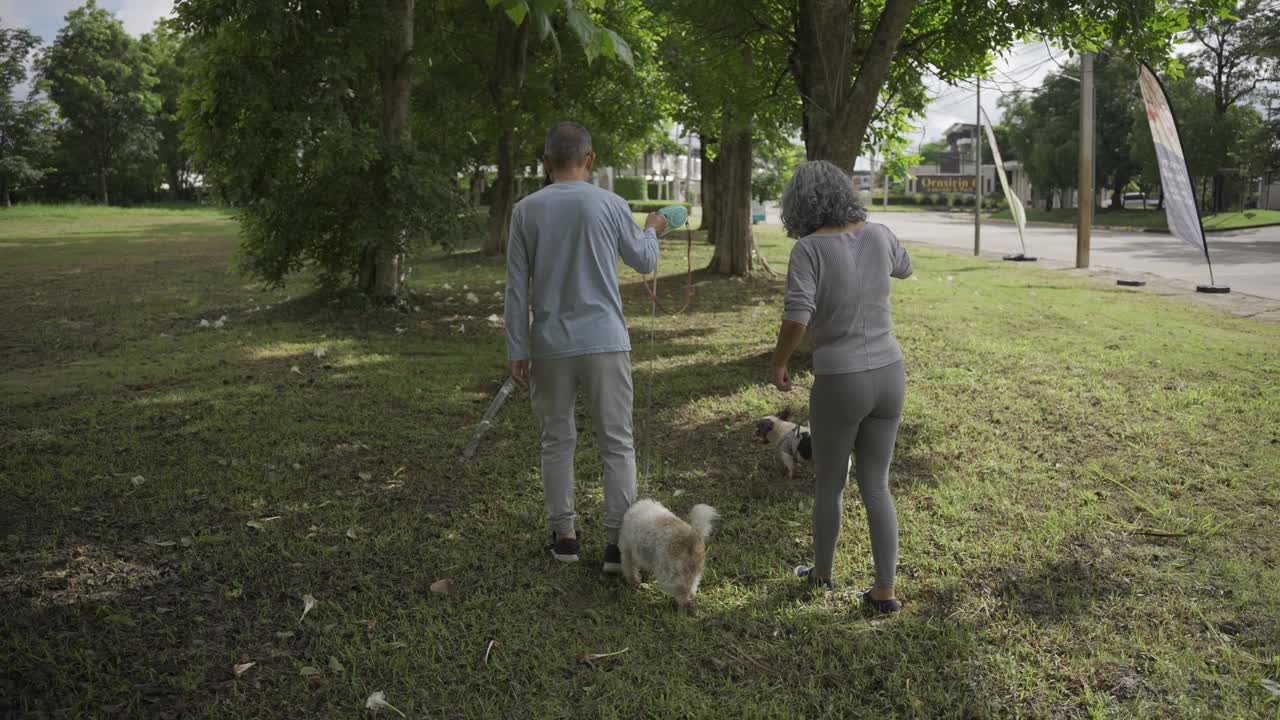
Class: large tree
1186,0,1280,210
139,21,195,201
177,0,468,299
0,23,54,207
37,1,160,205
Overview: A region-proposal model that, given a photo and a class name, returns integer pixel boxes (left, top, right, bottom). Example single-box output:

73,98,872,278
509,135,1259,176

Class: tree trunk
486,129,516,256
363,0,414,300
3,184,10,208
99,170,109,205
707,120,753,276
484,10,531,256
699,140,718,240
793,0,919,169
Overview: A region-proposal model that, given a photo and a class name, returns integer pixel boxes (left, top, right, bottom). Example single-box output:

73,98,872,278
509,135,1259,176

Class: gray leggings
809,360,905,586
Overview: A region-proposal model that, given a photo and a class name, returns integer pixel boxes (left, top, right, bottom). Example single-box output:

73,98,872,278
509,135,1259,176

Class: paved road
764,204,1280,301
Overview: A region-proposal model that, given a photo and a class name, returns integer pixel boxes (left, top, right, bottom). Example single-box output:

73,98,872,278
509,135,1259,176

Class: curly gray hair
780,160,868,238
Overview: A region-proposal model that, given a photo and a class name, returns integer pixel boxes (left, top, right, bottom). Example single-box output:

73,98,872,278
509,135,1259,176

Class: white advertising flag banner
981,118,1026,248
1137,64,1206,253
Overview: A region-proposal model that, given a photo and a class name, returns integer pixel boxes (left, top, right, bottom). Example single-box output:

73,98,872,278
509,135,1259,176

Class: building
904,123,1027,205
595,130,702,203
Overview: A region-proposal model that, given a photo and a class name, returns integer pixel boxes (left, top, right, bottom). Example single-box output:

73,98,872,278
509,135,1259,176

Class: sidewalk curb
983,216,1280,234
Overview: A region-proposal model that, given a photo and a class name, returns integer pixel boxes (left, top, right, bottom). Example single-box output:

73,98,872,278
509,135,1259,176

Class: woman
769,160,913,613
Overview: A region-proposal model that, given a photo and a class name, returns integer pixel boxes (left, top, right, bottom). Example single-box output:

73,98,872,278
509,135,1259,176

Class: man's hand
510,360,530,390
644,211,668,235
770,362,792,392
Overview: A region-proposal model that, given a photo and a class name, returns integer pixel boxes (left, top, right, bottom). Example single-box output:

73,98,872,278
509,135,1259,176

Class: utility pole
974,77,982,256
1077,52,1095,268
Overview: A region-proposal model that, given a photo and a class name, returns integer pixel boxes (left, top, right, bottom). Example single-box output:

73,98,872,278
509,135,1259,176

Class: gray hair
780,160,868,238
543,121,593,170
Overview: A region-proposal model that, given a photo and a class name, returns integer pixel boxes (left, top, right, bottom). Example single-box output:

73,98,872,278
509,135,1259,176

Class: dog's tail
687,504,719,540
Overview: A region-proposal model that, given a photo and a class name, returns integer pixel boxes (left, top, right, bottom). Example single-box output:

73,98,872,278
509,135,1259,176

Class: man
504,121,667,573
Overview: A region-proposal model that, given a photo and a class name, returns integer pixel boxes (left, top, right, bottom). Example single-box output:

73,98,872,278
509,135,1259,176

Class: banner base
1196,285,1231,294
1002,254,1037,262
1116,279,1146,287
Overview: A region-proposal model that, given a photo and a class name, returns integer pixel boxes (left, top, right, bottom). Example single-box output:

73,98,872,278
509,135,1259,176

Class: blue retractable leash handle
642,205,694,316
656,205,688,237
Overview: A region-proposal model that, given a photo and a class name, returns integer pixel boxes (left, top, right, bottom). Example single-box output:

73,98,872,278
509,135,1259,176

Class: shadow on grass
993,554,1131,623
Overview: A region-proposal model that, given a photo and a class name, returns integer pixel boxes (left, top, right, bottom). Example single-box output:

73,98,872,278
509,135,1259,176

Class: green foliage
0,24,54,203
36,0,161,203
752,140,803,203
177,0,471,288
139,21,195,200
613,175,647,200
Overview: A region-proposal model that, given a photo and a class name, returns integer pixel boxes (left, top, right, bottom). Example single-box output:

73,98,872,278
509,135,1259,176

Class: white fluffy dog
619,499,718,613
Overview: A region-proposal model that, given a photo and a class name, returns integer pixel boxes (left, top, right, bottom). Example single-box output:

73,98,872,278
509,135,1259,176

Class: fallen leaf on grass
429,578,454,594
313,347,327,359
576,648,629,669
246,520,265,531
275,631,295,639
465,292,479,304
1261,678,1280,697
130,475,146,486
147,539,177,547
387,641,408,650
179,536,193,547
299,666,321,677
290,365,301,375
232,662,255,677
345,528,359,540
198,318,210,328
484,639,498,664
328,655,345,674
358,471,373,481
365,691,407,717
300,594,317,624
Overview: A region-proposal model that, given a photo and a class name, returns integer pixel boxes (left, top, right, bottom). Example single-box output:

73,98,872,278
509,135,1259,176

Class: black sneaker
545,532,579,563
602,544,622,575
794,565,835,591
854,588,902,614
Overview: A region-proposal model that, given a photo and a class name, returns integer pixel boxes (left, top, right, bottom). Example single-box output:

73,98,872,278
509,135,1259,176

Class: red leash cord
640,225,695,316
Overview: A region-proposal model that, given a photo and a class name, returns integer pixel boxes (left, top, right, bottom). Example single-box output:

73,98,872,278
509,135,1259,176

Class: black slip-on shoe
602,544,623,575
854,588,902,614
794,565,835,592
545,532,580,563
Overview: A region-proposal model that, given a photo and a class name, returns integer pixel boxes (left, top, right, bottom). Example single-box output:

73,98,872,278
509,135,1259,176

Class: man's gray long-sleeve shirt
505,181,659,361
783,223,913,375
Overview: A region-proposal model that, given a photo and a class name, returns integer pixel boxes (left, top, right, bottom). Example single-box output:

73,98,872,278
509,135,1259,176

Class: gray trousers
530,351,637,543
810,360,905,587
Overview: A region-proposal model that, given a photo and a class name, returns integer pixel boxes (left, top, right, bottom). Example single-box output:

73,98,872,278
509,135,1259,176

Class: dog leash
639,223,695,489
639,225,695,316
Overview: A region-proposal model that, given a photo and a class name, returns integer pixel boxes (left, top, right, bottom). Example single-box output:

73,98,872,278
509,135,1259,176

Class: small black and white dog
754,408,812,478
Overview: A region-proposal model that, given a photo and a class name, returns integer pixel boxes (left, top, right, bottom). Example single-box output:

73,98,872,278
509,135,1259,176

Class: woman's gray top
782,222,913,375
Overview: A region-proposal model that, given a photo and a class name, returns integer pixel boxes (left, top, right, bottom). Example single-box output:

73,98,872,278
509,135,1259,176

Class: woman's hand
770,362,792,392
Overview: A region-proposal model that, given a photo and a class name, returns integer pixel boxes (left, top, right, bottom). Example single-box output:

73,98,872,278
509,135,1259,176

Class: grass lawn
2,205,1279,718
989,206,1280,231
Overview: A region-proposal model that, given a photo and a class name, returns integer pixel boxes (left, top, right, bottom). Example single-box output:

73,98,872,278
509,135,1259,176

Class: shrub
614,176,647,201
628,200,692,214
912,193,926,205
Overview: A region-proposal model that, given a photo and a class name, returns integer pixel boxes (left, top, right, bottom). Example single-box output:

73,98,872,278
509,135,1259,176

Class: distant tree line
0,2,193,207
1001,1,1279,213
